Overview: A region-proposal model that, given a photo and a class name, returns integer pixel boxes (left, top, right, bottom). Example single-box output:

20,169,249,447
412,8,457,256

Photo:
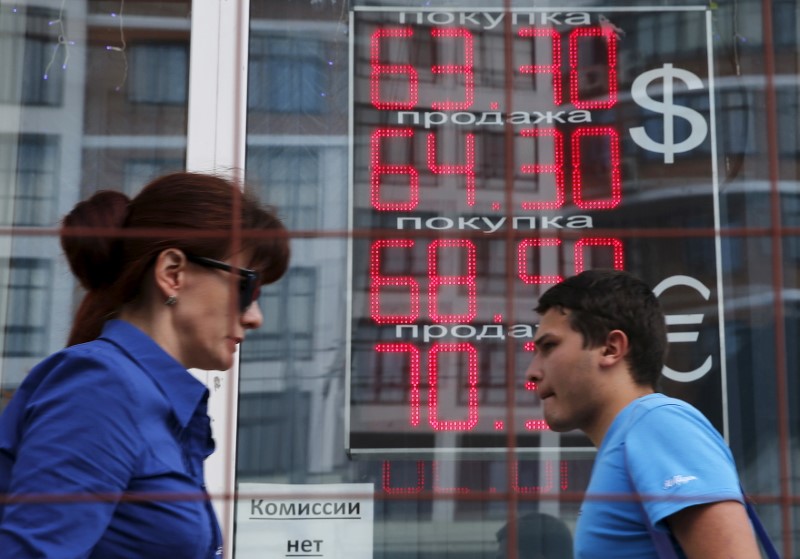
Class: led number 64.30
370,126,622,210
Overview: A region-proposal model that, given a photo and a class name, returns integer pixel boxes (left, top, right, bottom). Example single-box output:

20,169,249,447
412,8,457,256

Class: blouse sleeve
0,352,143,557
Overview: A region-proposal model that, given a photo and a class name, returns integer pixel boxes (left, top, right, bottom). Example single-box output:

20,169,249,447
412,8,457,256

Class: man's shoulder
627,393,705,423
623,394,729,459
608,393,721,451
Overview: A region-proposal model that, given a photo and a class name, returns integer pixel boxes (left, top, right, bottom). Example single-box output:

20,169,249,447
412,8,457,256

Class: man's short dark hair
534,269,667,388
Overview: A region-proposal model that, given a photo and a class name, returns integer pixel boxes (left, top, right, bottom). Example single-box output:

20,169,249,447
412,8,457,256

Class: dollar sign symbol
629,63,708,164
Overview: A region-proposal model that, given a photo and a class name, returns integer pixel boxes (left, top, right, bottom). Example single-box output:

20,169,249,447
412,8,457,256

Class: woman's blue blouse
0,319,223,558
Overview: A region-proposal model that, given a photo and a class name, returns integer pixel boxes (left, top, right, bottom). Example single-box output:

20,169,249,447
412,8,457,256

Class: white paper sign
235,483,374,559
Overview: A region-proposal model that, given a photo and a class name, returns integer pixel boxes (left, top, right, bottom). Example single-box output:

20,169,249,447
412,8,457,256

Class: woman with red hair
0,172,290,558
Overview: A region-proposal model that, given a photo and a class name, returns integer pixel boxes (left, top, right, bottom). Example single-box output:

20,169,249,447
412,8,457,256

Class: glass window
247,147,320,229
237,391,310,479
719,89,757,156
128,43,188,105
1,1,799,557
248,35,326,113
0,134,59,227
0,5,66,106
238,3,799,557
122,158,185,195
777,89,799,156
0,0,190,424
773,0,798,48
241,267,316,362
2,258,52,357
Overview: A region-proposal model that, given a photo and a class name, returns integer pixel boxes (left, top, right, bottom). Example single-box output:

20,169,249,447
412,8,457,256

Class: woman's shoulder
22,338,151,403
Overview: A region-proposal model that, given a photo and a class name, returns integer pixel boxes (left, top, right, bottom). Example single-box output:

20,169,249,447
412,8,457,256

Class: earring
165,295,178,306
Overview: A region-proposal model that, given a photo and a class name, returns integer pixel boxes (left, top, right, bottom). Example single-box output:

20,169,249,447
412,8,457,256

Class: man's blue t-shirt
574,394,744,559
0,320,223,558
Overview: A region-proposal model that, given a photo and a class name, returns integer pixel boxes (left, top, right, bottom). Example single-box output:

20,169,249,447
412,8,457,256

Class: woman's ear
599,329,630,367
153,248,187,301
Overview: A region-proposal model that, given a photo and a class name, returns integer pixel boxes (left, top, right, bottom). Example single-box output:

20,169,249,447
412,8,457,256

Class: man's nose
525,356,541,384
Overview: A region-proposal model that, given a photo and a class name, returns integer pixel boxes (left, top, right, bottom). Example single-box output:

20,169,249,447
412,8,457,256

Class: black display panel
347,6,724,455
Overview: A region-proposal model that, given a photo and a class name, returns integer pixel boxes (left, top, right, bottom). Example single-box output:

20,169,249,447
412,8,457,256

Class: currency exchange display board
347,7,724,455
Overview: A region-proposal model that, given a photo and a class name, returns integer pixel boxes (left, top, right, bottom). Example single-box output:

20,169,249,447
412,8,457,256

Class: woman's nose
242,301,264,329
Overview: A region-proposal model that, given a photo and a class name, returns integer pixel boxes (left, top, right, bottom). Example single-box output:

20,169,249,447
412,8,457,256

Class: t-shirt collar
598,393,665,452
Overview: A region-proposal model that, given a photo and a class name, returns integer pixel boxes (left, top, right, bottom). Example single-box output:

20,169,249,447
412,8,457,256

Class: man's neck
586,383,654,447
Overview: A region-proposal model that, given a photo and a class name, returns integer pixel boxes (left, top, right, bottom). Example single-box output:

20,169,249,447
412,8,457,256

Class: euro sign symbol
629,64,708,164
653,275,712,383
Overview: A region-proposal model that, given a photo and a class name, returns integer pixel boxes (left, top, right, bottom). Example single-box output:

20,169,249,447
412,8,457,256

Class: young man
526,270,760,558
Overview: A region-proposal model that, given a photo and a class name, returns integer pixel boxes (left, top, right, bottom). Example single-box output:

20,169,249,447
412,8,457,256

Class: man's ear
153,248,187,300
599,329,630,367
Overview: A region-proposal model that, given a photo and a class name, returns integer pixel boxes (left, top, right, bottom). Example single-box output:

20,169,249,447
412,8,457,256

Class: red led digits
518,28,562,105
426,132,477,206
572,126,622,209
574,237,624,272
430,28,474,110
373,125,622,212
518,238,626,285
428,343,479,431
370,128,419,211
376,343,421,426
569,26,618,109
432,462,470,494
380,460,569,493
520,128,565,210
428,239,477,323
517,239,564,285
523,341,549,432
370,239,420,324
512,460,555,494
370,27,418,110
356,18,630,447
382,461,425,494
525,419,550,431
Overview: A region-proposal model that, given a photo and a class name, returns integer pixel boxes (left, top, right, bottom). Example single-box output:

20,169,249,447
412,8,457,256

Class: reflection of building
1,0,352,479
2,1,800,556
0,1,88,390
0,2,196,395
237,7,350,478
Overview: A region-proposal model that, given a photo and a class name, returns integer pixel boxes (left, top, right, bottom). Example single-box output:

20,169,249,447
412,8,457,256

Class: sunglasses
184,254,260,313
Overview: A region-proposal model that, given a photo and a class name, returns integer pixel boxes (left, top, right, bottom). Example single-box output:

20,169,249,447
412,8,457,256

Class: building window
248,35,326,113
776,89,799,156
241,268,316,362
128,43,188,105
350,321,411,404
0,134,59,227
773,0,798,48
247,147,320,230
2,259,52,357
237,391,310,478
0,5,65,106
718,89,757,156
123,158,185,195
